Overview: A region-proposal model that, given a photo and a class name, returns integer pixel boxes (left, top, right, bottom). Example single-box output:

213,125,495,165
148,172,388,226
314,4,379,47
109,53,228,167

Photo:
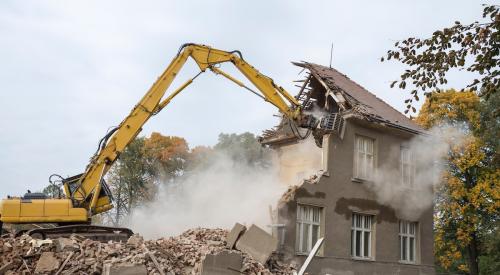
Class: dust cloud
126,136,322,239
125,149,284,239
367,126,465,220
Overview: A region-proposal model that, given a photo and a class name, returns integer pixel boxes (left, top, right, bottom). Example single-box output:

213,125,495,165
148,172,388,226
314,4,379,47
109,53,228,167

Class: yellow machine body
0,198,87,223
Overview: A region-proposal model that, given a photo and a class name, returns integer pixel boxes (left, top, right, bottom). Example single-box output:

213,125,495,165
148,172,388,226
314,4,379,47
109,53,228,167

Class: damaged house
262,63,435,275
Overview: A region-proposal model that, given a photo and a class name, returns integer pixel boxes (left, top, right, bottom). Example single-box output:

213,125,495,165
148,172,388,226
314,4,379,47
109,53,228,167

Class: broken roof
294,62,425,134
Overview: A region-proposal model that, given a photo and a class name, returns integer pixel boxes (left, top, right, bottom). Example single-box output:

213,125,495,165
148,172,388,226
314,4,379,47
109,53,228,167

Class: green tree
383,5,500,114
214,132,272,168
417,90,500,275
106,137,156,226
477,91,500,166
478,223,500,275
42,184,63,199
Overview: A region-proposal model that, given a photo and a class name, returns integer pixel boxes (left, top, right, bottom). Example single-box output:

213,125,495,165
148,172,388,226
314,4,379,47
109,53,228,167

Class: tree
105,132,190,225
477,90,500,166
187,145,214,170
106,137,156,226
478,223,500,275
42,184,63,199
383,5,500,114
417,90,500,275
143,132,190,182
214,132,272,168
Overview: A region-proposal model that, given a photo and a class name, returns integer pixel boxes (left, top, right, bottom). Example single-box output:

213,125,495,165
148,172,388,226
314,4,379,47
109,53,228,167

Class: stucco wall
277,118,435,275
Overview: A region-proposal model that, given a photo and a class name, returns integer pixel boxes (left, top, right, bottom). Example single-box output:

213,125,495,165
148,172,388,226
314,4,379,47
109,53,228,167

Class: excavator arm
69,43,319,216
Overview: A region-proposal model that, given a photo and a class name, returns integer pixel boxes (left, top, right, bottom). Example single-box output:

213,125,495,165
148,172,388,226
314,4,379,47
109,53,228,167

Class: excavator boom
0,43,321,239
72,43,316,215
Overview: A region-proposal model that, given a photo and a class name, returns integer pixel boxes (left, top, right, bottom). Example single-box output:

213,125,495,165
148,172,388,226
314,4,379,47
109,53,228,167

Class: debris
55,251,74,275
145,248,165,275
200,251,243,275
109,263,148,275
279,185,299,203
225,223,246,249
0,262,13,275
0,227,295,275
34,252,60,274
235,224,278,264
2,242,12,253
21,259,30,274
126,234,144,248
30,238,53,248
54,237,79,252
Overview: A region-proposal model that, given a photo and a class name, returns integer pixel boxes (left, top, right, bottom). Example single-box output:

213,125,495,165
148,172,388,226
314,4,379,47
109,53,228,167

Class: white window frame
354,135,375,180
351,213,374,259
296,204,322,254
400,146,414,186
399,220,418,263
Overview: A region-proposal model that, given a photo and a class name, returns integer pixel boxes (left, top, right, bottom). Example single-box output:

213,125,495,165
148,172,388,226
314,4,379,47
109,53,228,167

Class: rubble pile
0,227,296,274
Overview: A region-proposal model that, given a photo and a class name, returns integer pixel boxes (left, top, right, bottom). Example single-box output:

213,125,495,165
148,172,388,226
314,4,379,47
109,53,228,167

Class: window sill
399,260,418,265
351,177,372,184
351,256,375,262
295,252,324,258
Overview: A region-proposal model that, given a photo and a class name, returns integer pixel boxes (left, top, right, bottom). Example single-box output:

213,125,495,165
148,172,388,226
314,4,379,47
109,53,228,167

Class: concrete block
35,252,60,274
226,223,246,249
54,237,79,252
201,251,242,275
109,264,147,275
235,224,278,264
126,234,144,248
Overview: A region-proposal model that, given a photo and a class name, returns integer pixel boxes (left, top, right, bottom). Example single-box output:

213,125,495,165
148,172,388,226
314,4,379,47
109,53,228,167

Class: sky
0,0,493,197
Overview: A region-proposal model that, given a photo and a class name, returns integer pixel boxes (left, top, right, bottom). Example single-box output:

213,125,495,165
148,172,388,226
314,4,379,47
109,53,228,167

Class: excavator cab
63,174,114,214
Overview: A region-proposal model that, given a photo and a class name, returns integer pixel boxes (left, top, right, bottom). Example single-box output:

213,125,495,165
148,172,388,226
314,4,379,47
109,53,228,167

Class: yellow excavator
0,43,326,240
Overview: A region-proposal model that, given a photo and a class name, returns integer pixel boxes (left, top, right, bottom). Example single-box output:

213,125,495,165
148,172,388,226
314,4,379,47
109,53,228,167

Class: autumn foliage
417,90,499,275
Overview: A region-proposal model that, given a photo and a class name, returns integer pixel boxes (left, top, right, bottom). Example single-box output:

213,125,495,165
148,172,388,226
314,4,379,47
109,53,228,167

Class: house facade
262,63,435,275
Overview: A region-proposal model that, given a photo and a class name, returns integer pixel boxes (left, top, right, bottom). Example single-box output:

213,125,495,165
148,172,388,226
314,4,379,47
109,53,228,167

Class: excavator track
16,225,133,242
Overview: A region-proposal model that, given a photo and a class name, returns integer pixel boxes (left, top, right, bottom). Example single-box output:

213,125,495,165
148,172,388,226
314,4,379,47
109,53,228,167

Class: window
296,204,322,254
401,146,414,186
399,220,418,263
351,213,374,259
354,135,375,180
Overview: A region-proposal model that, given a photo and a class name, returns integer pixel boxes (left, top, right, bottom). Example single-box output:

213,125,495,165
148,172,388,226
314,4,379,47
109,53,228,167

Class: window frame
354,135,376,181
400,146,415,186
296,204,323,255
351,212,375,260
399,220,418,264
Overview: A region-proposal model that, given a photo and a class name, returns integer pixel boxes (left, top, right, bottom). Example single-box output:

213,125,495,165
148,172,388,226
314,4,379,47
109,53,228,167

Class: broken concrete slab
35,252,60,274
126,234,144,248
225,223,246,249
235,224,278,265
109,264,147,275
201,251,243,275
54,237,79,252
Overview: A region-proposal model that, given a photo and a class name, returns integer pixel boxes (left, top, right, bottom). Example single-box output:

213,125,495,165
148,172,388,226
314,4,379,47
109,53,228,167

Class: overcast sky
0,1,493,197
